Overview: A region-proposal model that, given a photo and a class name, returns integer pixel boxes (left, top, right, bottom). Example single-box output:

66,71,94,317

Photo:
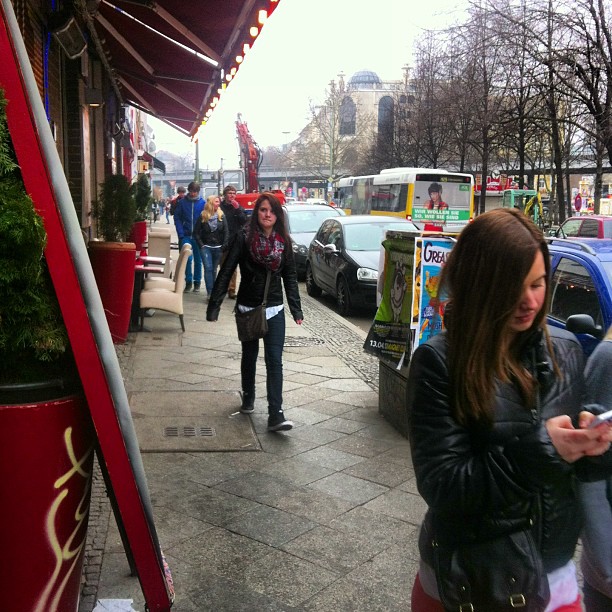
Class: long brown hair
248,192,291,247
440,208,553,425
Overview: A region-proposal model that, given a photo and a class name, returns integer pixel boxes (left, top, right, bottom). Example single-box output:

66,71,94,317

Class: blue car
547,237,612,355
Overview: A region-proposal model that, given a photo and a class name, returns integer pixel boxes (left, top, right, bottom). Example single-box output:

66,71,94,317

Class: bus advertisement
336,168,474,230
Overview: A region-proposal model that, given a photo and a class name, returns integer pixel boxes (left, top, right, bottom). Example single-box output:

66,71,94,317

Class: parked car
306,215,419,315
546,237,612,355
283,203,344,278
551,215,612,239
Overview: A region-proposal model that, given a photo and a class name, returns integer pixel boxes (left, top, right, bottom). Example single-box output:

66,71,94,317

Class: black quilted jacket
408,327,590,573
207,231,303,322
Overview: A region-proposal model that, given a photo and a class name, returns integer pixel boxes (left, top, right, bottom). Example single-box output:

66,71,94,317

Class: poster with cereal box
413,237,453,351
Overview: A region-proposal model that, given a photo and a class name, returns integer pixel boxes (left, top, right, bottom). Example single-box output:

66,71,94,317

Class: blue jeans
241,310,285,415
201,246,223,295
181,237,202,284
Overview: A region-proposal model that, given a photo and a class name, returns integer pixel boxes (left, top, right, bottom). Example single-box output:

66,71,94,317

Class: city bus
336,168,474,230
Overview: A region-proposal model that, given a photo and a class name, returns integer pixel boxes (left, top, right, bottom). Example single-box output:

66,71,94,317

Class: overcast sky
149,0,468,171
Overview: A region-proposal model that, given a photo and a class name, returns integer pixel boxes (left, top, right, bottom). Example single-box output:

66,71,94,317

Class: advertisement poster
414,238,453,348
411,174,472,225
364,236,415,365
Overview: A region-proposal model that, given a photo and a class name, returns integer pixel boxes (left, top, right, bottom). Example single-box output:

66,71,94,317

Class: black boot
240,392,254,414
184,281,193,293
193,282,201,293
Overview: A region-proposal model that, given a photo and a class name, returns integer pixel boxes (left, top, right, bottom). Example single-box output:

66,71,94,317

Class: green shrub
92,173,137,242
0,89,72,384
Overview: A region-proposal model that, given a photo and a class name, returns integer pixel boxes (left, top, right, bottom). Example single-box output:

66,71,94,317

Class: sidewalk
80,220,424,611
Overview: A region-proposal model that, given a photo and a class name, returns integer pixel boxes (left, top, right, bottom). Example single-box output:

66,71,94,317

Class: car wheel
305,263,322,297
336,276,351,316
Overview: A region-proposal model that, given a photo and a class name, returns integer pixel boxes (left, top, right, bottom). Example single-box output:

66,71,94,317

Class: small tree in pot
0,90,75,389
89,173,138,343
92,173,137,242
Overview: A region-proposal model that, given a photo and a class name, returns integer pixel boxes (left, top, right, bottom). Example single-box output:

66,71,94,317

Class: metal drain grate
163,426,216,437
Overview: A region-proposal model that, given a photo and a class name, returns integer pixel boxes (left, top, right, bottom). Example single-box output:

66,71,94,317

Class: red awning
85,0,281,137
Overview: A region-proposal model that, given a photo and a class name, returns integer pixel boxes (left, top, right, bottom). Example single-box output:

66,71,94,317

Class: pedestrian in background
206,192,303,432
173,181,205,293
164,198,171,223
170,186,186,216
194,194,228,299
219,184,247,299
578,325,612,612
407,208,612,612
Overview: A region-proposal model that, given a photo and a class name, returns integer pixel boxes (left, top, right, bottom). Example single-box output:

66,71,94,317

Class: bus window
371,183,405,213
352,176,373,214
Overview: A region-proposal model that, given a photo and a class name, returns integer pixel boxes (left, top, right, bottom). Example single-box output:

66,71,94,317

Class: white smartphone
587,409,612,429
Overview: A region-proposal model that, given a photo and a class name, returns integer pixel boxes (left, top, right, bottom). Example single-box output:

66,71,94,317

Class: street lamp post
282,131,290,192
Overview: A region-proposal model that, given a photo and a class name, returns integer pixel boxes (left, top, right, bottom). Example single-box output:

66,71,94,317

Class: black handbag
234,271,271,342
432,529,550,612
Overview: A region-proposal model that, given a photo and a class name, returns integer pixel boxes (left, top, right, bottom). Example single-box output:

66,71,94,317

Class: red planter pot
0,383,94,612
89,241,136,343
129,220,148,256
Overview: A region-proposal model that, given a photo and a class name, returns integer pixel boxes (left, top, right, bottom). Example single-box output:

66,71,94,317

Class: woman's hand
294,319,303,325
546,414,612,463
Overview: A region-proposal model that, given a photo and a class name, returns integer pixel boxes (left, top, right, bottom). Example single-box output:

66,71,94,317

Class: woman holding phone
578,326,612,611
408,208,612,611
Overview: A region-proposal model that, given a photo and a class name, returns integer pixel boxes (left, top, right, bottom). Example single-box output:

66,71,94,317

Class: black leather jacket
408,327,594,574
193,215,229,250
207,231,303,321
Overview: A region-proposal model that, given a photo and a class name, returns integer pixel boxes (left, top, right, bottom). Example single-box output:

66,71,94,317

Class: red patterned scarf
249,229,285,271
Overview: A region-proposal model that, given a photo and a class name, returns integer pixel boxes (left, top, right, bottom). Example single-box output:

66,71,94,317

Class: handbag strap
261,270,271,307
232,270,272,314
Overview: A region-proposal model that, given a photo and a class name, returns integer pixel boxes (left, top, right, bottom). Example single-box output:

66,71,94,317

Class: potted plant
129,172,153,255
90,173,137,343
0,88,94,611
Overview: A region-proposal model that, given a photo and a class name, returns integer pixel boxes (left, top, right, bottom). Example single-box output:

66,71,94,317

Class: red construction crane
234,113,285,212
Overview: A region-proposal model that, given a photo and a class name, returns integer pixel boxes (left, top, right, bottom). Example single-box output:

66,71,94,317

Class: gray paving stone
165,526,272,579
363,487,428,526
271,488,355,524
187,574,294,611
327,433,398,458
213,471,302,505
283,423,346,445
282,525,388,573
257,455,336,486
297,446,365,471
283,406,333,425
243,549,340,607
225,504,317,547
328,506,418,548
342,456,413,488
307,472,389,505
163,485,264,527
300,574,410,611
316,416,369,434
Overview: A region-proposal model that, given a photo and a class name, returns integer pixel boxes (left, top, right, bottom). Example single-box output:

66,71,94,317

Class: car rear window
579,219,599,238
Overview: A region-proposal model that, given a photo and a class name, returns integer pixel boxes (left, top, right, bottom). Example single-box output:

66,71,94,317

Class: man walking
174,181,205,292
219,184,247,298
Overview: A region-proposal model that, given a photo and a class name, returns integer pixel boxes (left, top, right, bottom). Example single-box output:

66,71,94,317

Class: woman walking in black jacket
206,192,303,432
193,195,229,298
408,208,612,611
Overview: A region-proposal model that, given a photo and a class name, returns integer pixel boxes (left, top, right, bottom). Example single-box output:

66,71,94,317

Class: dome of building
347,70,382,89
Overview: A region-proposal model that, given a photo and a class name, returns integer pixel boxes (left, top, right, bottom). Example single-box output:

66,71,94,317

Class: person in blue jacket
174,181,205,292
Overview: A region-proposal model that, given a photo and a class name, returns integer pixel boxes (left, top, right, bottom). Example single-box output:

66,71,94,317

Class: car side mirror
565,314,604,340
